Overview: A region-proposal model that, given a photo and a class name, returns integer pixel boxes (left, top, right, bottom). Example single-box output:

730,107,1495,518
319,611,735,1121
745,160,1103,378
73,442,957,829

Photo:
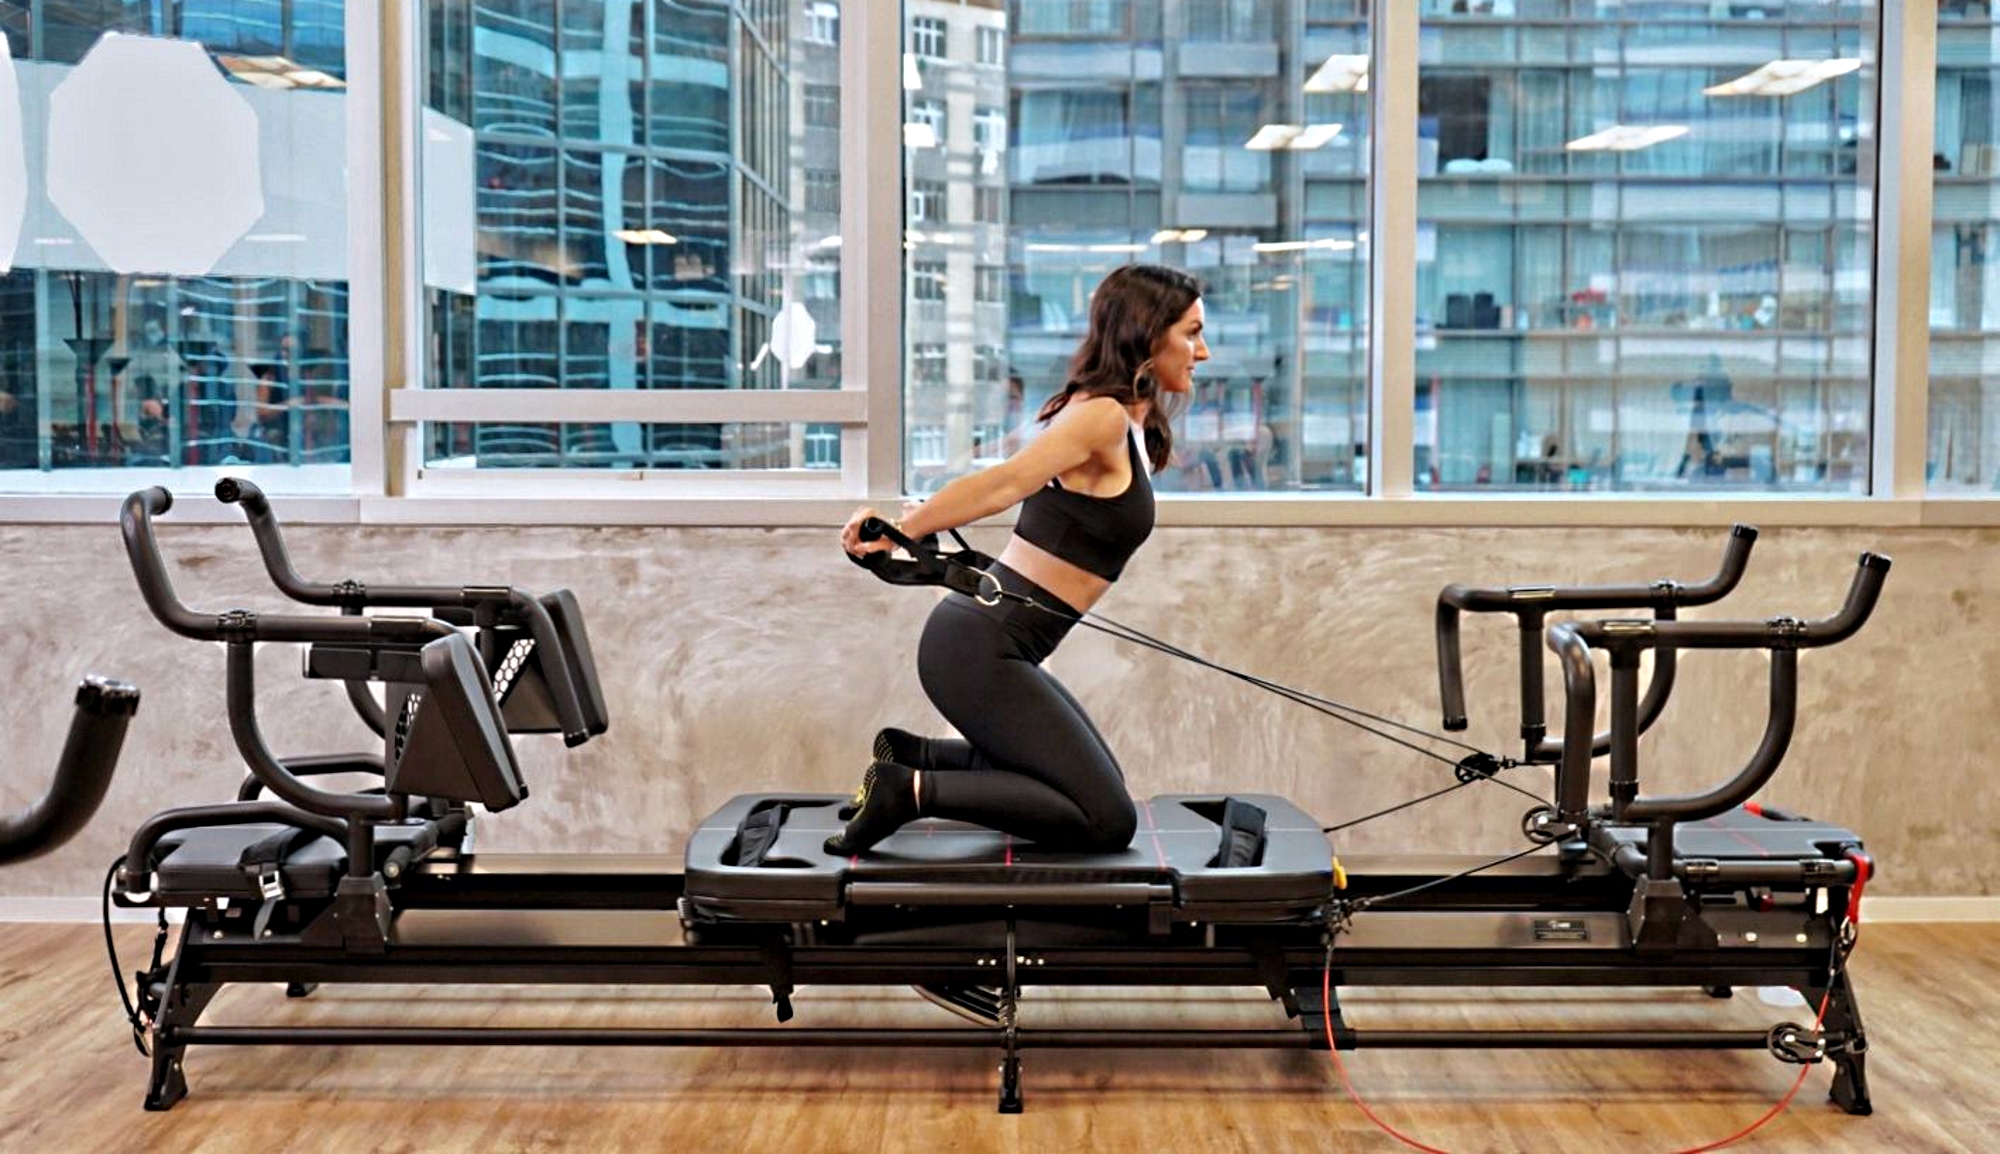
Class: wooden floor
0,922,1994,1154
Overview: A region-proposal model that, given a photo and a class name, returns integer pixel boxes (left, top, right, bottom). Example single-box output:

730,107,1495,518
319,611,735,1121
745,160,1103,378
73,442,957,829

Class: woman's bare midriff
996,534,1112,614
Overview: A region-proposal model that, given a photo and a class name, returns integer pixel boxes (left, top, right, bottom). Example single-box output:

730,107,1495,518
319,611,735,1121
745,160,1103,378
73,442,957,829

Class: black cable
1351,843,1553,910
102,857,150,1056
1010,592,1481,769
1322,780,1476,834
998,586,1554,810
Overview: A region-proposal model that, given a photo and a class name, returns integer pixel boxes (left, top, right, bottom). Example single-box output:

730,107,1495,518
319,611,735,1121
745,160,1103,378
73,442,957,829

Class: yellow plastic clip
1331,855,1348,890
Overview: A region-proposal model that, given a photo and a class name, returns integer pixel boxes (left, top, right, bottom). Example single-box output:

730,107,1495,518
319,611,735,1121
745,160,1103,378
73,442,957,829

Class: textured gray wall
0,520,1991,897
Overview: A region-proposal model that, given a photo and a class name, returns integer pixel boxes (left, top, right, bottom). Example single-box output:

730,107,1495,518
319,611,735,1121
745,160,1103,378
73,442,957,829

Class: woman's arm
843,396,1127,554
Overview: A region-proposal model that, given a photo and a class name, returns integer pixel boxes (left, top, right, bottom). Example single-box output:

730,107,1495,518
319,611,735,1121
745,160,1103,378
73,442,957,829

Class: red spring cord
1321,858,1869,1154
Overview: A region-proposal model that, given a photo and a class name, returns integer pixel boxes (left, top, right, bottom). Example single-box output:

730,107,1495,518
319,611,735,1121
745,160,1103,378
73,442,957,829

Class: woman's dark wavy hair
1037,264,1202,473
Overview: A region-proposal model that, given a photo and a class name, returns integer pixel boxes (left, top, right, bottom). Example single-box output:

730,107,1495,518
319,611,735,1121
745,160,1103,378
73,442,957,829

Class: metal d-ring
975,570,1003,606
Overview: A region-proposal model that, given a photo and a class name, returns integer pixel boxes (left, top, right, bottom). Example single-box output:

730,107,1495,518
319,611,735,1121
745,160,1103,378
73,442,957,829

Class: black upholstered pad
150,820,440,900
682,793,1335,925
1600,806,1863,861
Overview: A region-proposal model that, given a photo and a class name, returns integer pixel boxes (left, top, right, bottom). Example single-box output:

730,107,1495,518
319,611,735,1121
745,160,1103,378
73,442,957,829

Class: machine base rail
173,1025,1776,1050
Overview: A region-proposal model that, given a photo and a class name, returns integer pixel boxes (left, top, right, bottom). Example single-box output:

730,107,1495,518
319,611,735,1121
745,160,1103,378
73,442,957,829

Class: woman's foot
841,729,929,818
873,726,927,766
825,761,918,856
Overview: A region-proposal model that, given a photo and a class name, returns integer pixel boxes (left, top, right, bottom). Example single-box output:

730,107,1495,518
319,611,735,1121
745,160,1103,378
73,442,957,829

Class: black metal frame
114,490,1883,1118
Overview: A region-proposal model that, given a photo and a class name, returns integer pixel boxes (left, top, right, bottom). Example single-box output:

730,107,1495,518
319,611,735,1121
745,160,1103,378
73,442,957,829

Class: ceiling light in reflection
1703,58,1860,97
614,229,679,245
216,53,347,90
1244,123,1344,151
1304,54,1369,94
1564,124,1690,152
1149,228,1209,244
1252,238,1356,254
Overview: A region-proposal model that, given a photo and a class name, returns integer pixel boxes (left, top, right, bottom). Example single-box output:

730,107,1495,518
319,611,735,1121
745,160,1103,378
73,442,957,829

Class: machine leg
285,982,319,999
1811,968,1872,1116
143,981,218,1111
997,1043,1023,1115
995,922,1023,1114
1702,985,1734,999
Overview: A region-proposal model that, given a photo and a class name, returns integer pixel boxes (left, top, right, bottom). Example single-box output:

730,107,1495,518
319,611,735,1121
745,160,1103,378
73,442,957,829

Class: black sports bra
1013,424,1155,581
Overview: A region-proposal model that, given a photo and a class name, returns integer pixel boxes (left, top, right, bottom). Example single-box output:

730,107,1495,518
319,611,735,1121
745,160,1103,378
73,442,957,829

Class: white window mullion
842,0,906,500
344,0,388,496
1369,4,1418,499
1873,3,1936,500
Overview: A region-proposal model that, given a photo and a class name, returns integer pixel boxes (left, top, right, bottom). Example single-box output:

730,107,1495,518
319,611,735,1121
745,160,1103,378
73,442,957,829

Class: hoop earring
1133,359,1156,394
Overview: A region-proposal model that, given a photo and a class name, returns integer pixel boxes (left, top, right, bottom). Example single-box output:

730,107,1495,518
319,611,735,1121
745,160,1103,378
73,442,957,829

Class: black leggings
908,562,1137,852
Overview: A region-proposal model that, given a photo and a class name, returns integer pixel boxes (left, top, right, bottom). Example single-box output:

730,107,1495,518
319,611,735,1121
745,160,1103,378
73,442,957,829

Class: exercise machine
105,484,1884,1119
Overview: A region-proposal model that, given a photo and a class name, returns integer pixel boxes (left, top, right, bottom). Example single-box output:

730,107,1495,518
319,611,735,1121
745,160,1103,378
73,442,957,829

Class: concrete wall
1,520,1992,897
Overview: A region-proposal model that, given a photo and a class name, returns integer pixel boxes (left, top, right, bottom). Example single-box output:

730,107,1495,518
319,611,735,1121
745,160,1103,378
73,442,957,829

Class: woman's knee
1080,794,1138,852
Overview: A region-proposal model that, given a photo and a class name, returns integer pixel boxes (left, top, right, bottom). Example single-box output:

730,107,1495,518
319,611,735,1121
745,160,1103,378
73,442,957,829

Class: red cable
1319,855,1870,1153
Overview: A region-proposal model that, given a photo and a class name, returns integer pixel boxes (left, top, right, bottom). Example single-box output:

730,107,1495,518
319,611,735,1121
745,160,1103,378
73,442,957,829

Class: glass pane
1932,8,2000,491
905,0,1371,494
0,4,350,482
421,0,841,471
1416,1,1875,494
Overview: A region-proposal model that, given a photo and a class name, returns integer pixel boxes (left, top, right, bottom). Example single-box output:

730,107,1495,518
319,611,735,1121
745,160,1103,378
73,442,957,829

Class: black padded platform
682,793,1335,926
150,820,440,901
1599,805,1863,864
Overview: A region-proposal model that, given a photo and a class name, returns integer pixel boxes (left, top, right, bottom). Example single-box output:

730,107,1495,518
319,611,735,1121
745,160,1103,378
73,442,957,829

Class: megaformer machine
95,483,1883,1117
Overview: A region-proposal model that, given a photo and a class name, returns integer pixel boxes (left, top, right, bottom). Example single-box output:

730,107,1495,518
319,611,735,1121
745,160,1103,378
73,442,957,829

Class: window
805,1,839,46
910,179,948,224
909,4,1366,493
911,98,946,148
911,16,947,60
805,84,840,130
910,423,946,466
805,169,840,214
1413,9,1876,493
975,187,1006,224
912,343,948,384
912,261,947,303
974,106,1007,155
976,265,1007,304
418,0,838,472
803,422,841,468
0,11,352,486
977,25,1005,67
1933,10,2000,491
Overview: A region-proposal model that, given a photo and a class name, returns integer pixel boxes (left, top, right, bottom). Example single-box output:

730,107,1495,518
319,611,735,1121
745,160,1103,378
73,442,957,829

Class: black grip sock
825,761,918,856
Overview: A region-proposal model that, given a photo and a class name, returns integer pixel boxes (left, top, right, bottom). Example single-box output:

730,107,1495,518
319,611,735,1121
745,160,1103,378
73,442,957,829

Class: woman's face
1151,298,1209,394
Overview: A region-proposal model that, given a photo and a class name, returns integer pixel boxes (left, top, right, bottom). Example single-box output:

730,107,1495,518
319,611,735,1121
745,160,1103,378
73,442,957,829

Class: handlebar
0,677,141,866
122,489,451,647
213,478,594,746
1435,524,1758,759
1546,551,1890,842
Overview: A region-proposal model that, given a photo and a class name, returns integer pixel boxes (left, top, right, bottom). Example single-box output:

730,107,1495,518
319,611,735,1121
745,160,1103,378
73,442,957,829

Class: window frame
2,1,1990,529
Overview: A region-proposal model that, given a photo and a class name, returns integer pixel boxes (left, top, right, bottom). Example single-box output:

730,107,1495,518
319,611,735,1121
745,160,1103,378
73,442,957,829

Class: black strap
727,802,793,868
1210,798,1268,869
238,825,320,900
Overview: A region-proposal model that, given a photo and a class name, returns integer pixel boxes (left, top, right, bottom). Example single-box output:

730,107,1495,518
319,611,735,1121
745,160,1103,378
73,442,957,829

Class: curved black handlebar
122,489,450,647
1546,551,1890,842
0,677,141,866
1435,524,1759,761
214,478,594,747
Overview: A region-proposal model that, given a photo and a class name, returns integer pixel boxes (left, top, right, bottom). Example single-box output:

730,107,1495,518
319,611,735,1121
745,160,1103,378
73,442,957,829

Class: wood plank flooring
0,922,1993,1153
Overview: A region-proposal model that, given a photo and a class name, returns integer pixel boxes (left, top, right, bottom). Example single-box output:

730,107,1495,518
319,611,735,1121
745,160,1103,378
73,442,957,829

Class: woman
834,264,1208,856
